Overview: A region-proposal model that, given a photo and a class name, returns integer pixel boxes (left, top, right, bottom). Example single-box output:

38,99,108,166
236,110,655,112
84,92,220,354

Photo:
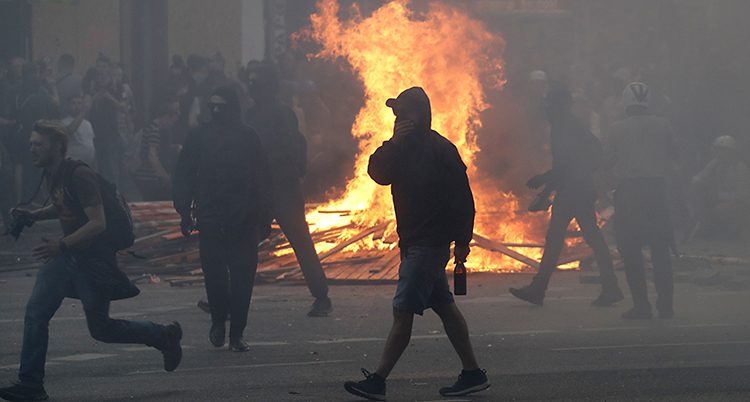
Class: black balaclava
210,85,242,127
246,62,280,103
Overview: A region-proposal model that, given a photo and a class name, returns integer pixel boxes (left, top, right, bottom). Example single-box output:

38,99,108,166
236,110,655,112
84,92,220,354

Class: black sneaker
509,285,544,306
439,369,490,397
344,368,386,401
0,381,49,401
229,337,250,352
591,288,625,307
621,307,653,320
210,323,226,348
161,321,182,372
308,296,333,317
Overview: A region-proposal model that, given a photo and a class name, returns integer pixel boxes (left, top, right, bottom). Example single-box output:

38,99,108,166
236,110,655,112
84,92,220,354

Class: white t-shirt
62,116,96,166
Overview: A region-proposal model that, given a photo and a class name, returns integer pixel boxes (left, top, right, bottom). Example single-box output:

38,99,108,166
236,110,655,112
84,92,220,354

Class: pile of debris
122,201,594,287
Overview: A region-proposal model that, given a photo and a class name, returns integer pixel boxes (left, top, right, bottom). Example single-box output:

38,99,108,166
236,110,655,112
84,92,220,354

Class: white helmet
713,135,737,149
622,82,650,108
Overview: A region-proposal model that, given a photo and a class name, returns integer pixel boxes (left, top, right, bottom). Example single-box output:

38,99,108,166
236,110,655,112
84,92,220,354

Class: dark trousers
19,256,166,386
199,225,259,339
274,188,329,299
535,193,618,291
615,178,673,312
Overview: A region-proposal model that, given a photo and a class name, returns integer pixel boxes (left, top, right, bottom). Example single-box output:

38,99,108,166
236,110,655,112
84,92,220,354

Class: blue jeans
393,245,454,315
18,256,166,386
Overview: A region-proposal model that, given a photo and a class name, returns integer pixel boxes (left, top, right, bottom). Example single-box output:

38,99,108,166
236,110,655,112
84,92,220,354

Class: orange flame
295,0,560,271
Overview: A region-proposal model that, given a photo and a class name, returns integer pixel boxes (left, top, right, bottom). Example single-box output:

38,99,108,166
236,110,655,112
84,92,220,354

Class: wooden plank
472,233,540,269
317,223,387,262
370,249,402,281
354,248,400,281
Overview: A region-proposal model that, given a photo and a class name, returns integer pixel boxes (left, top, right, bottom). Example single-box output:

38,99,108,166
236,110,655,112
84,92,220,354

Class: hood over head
210,85,243,126
246,61,280,100
385,86,432,130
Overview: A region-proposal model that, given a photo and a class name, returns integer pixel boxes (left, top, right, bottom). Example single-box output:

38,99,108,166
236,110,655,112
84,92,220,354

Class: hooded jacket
368,87,475,248
173,86,272,229
244,63,307,198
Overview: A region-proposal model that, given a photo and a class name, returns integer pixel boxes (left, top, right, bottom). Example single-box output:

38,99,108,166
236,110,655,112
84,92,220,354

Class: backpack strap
61,159,90,218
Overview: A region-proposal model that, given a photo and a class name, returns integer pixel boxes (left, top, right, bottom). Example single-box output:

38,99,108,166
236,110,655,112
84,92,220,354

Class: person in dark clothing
244,62,332,317
509,87,623,307
173,85,272,352
11,62,59,202
0,121,182,402
88,59,123,187
344,87,489,401
606,82,677,319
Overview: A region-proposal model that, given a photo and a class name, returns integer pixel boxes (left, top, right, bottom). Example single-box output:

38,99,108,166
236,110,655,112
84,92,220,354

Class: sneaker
439,369,490,397
161,321,182,372
0,382,48,402
621,307,653,320
210,323,226,348
509,285,544,306
308,296,333,317
229,337,250,352
344,369,386,401
591,288,625,307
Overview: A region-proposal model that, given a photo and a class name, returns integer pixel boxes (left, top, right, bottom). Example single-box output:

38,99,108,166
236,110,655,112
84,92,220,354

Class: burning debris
297,0,582,272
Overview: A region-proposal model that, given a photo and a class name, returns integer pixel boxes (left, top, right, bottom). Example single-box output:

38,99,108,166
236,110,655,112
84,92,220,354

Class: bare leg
433,303,479,370
375,308,414,378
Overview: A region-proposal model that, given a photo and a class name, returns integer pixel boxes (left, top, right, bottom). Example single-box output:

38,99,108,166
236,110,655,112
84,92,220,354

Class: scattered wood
472,233,541,269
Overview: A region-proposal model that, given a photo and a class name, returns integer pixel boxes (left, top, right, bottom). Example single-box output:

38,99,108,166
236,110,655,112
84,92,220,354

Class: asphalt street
1,268,749,401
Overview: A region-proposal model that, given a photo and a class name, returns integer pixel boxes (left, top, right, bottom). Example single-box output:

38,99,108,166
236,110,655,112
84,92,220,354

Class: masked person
605,82,677,319
344,87,489,401
173,86,272,352
510,87,623,307
0,121,182,402
244,62,332,317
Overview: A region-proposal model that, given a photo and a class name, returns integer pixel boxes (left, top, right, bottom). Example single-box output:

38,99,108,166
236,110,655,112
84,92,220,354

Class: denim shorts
392,245,454,315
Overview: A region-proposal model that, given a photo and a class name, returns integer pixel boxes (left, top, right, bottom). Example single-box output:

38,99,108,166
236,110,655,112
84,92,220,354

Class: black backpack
62,160,135,251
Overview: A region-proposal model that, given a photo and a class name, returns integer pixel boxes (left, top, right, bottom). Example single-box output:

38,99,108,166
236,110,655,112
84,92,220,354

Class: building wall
168,0,243,76
31,0,120,72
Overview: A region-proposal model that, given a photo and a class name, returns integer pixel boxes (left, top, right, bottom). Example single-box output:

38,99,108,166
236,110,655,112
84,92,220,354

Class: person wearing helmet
510,86,623,308
605,82,678,319
689,135,750,239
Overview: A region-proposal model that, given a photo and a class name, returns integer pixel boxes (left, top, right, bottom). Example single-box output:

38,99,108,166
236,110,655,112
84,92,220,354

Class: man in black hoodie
173,85,271,352
509,87,623,307
344,87,489,401
244,62,332,317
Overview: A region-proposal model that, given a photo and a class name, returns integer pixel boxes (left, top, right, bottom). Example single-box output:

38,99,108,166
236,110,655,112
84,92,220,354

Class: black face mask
210,104,231,125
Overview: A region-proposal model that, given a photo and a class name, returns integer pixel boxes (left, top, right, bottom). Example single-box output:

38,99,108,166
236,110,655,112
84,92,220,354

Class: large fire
293,0,562,272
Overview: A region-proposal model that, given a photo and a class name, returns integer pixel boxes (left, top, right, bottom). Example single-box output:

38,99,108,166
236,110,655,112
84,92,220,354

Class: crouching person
343,88,489,401
0,120,182,402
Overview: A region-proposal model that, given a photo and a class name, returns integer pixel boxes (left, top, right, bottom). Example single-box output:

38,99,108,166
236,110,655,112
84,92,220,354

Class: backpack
62,160,135,251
